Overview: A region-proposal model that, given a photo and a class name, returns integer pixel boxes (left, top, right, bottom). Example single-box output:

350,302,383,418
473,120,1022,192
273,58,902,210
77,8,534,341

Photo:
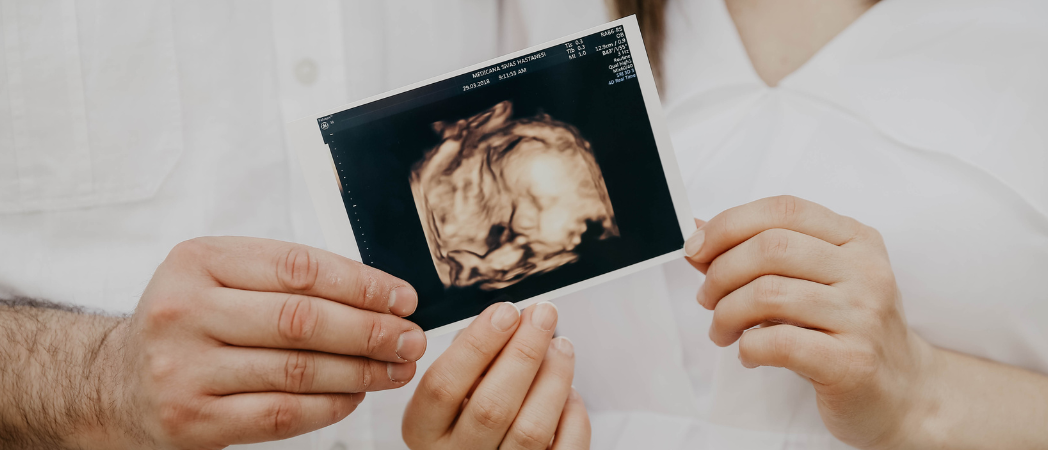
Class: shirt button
295,58,319,86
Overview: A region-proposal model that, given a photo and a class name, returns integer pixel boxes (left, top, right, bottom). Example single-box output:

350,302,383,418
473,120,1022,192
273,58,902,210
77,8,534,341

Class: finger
686,218,710,273
201,287,426,362
167,237,418,316
404,302,521,443
201,346,415,395
685,196,865,264
709,275,843,347
698,228,846,309
501,337,576,450
737,324,848,385
453,302,559,449
207,392,365,445
551,388,591,450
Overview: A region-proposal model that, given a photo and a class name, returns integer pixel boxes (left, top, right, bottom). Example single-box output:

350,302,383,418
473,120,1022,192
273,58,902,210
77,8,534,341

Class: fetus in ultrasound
410,101,618,290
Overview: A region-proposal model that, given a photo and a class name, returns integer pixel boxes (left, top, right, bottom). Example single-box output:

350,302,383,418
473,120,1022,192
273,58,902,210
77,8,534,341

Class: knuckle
721,208,746,237
359,358,375,391
757,229,792,260
167,237,211,263
840,216,867,244
419,370,458,405
267,396,303,439
770,195,801,225
365,316,388,356
506,419,552,450
352,264,380,310
277,295,320,345
753,275,788,311
145,350,180,384
861,223,885,244
157,399,202,440
771,328,797,368
278,245,320,292
507,341,546,368
458,331,490,359
283,351,316,393
855,265,899,318
471,395,513,431
143,297,189,329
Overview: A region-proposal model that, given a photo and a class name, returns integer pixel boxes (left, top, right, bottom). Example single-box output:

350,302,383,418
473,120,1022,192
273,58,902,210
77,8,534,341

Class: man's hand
1,237,426,450
403,302,590,450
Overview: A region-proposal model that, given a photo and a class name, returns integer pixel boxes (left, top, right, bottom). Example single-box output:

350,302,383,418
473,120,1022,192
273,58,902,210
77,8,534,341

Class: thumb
685,218,709,273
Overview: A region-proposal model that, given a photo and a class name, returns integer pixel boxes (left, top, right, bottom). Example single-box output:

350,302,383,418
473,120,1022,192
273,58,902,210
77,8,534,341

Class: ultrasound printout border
287,16,696,337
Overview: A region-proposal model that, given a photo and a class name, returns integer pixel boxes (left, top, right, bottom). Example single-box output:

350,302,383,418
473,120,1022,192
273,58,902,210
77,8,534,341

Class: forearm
0,297,132,449
905,344,1048,449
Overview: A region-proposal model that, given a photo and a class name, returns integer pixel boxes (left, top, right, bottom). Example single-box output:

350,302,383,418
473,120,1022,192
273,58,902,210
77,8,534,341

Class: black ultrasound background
325,51,683,331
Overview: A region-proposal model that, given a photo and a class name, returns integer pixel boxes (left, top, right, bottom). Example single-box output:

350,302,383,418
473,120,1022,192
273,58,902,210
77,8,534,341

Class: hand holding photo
289,17,694,335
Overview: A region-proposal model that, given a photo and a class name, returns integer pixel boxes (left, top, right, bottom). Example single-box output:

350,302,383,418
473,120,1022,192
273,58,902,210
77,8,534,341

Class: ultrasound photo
295,20,691,333
410,101,619,291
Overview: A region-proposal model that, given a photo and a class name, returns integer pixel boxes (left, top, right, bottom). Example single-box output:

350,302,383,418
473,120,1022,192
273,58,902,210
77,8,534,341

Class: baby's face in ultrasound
410,101,618,290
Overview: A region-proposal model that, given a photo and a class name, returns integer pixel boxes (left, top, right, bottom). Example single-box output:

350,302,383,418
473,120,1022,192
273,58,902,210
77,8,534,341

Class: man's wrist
0,298,135,449
67,317,142,450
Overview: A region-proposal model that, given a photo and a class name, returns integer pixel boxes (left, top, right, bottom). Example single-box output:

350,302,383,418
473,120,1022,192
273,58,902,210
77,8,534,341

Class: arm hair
0,296,130,449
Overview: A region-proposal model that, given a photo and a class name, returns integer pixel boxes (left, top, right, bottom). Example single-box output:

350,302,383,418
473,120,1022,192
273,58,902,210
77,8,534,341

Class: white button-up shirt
3,1,1047,449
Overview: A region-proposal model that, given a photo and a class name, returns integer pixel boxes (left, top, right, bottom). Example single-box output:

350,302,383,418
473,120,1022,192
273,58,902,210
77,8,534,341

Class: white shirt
0,1,607,449
3,1,1047,449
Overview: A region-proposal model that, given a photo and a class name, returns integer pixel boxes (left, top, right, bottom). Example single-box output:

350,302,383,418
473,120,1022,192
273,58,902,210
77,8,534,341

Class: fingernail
388,286,418,316
387,362,414,382
684,228,705,258
696,284,708,309
551,336,574,357
531,302,558,331
396,329,426,361
490,302,520,332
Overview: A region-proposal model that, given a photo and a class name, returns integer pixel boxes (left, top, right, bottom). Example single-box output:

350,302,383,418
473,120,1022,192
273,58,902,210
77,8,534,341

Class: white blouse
612,0,1048,447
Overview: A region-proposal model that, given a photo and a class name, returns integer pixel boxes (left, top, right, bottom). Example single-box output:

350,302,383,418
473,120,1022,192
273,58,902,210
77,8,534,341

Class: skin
685,196,1048,449
725,0,880,87
403,302,590,450
0,237,428,449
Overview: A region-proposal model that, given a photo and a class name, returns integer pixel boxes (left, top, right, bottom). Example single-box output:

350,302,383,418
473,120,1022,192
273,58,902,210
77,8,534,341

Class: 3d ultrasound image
410,101,619,290
314,22,686,331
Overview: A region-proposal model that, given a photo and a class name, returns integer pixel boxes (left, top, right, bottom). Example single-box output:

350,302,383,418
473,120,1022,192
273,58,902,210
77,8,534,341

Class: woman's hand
684,196,935,449
403,301,590,450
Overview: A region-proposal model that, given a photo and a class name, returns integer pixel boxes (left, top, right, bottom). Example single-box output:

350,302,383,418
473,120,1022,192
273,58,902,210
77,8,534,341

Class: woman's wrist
882,333,947,450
